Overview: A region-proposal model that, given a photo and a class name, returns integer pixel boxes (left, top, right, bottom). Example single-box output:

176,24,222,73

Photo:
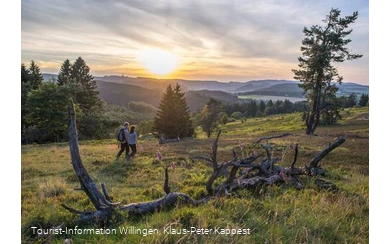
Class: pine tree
57,59,72,86
29,60,43,89
154,84,193,139
292,8,362,135
70,57,101,112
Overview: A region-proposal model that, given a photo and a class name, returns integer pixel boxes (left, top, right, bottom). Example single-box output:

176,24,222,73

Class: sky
21,0,369,84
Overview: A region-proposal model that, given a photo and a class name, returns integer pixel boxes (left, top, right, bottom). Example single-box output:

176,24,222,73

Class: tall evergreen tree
173,83,193,137
154,84,193,138
292,8,362,135
28,60,43,89
70,57,101,112
57,59,72,86
21,64,30,84
21,64,31,134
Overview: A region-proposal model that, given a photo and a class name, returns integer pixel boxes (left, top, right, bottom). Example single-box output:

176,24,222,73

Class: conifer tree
70,57,101,112
28,60,43,89
57,59,72,86
292,8,362,135
154,84,193,138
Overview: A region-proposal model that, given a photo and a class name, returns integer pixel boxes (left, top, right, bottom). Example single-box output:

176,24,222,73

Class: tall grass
21,107,369,243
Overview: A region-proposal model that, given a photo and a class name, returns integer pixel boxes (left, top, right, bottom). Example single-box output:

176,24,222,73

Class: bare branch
307,137,346,169
291,144,299,169
61,204,91,215
101,183,113,203
210,130,222,171
255,133,291,144
261,144,271,160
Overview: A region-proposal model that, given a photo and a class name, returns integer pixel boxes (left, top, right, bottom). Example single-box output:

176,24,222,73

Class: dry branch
307,137,346,168
64,102,347,223
255,133,291,144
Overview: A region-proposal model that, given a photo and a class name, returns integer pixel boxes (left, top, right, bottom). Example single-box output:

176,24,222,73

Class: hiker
128,125,138,157
116,122,130,160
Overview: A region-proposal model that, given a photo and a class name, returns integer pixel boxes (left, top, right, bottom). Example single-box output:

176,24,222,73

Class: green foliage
292,8,362,135
320,93,342,125
259,100,266,113
192,113,202,127
25,82,76,142
154,84,193,138
200,98,222,137
57,59,72,86
128,101,157,114
338,93,357,108
359,94,369,107
137,120,154,135
231,111,243,120
28,60,43,89
70,57,102,112
219,113,229,125
21,61,44,137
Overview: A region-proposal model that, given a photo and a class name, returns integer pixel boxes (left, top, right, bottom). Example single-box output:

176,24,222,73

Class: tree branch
307,137,346,169
291,144,299,169
255,133,291,144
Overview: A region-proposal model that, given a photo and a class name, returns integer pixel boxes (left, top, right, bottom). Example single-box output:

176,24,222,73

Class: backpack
117,128,125,142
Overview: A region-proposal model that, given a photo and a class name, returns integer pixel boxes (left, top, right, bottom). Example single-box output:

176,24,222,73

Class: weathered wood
291,144,298,169
255,133,291,144
307,137,346,169
210,130,221,171
68,100,111,210
120,193,208,215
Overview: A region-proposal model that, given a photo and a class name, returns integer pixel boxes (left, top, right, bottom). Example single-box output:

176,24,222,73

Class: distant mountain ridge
42,73,368,112
43,73,368,96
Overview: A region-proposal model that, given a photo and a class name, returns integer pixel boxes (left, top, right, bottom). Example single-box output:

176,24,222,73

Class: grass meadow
21,107,369,243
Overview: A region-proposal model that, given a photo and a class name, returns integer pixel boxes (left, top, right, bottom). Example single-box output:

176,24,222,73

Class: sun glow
137,48,179,76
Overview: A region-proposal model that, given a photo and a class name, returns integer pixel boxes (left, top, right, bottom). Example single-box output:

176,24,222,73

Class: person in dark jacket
116,122,130,160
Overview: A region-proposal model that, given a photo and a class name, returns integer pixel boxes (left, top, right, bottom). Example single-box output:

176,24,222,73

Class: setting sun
137,49,178,76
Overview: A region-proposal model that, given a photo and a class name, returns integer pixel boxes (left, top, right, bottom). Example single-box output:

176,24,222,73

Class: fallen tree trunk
63,101,347,223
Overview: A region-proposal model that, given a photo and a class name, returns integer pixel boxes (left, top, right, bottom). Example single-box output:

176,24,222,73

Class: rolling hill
96,80,239,113
42,74,368,109
240,82,369,98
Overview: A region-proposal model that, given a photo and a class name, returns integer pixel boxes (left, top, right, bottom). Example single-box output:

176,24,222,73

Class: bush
231,111,243,120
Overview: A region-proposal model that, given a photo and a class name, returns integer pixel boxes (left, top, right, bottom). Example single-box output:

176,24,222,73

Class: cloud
21,0,369,84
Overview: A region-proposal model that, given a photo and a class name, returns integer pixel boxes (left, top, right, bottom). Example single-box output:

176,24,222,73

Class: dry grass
21,107,369,243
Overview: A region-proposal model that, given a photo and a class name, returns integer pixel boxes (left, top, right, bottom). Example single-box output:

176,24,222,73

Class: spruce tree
154,84,177,138
29,60,43,89
173,83,193,137
21,64,31,134
292,8,362,135
154,84,193,138
70,57,101,112
57,59,72,86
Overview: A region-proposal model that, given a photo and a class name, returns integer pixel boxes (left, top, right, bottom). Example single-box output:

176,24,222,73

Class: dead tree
63,100,346,223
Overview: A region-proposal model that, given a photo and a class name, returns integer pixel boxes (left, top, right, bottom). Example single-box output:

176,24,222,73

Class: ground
21,107,369,243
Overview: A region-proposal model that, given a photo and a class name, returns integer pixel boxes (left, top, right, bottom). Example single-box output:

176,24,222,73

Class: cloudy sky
21,0,369,84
